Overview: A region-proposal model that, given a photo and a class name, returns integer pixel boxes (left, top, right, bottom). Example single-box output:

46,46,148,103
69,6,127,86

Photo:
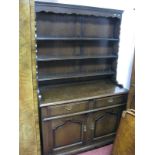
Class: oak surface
34,2,128,155
112,109,135,155
40,80,128,106
19,0,41,155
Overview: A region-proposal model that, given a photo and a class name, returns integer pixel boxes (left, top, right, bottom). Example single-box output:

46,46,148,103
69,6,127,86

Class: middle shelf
37,55,118,62
38,70,116,82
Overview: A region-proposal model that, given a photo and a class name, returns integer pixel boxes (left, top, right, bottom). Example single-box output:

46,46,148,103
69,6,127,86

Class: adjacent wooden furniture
20,0,41,155
35,2,128,155
112,109,135,155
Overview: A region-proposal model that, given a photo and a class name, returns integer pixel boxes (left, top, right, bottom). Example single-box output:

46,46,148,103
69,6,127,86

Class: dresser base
50,135,115,155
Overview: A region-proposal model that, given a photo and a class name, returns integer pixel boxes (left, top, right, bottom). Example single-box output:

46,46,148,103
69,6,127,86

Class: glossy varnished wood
37,37,119,41
37,40,118,61
42,115,87,155
34,2,127,155
35,1,123,18
41,100,89,117
37,55,118,62
40,80,128,106
50,135,115,155
35,3,120,86
92,106,124,141
94,95,127,109
41,94,127,118
41,106,126,155
38,71,115,82
42,104,126,122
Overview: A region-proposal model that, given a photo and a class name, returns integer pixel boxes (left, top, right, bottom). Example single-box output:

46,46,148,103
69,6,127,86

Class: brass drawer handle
108,98,114,103
65,105,72,111
83,125,87,132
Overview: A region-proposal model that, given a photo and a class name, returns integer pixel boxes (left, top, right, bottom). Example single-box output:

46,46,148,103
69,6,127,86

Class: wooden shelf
37,55,118,62
38,71,115,82
35,1,123,18
39,79,128,106
37,37,119,41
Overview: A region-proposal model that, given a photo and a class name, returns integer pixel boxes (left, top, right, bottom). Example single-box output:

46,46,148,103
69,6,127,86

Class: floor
78,144,113,155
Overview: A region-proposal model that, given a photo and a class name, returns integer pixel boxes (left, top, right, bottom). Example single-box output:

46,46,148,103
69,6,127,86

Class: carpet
78,144,113,155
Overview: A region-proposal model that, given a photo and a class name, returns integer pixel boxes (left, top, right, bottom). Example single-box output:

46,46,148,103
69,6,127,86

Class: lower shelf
38,71,115,82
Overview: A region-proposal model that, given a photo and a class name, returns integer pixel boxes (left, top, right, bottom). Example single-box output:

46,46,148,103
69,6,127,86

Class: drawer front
94,95,127,109
42,101,89,117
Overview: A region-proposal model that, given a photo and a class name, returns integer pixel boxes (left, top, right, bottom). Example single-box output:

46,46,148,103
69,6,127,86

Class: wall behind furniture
35,0,135,89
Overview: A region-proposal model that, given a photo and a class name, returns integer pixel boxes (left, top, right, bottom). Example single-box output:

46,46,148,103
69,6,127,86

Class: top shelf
35,1,123,19
36,37,119,41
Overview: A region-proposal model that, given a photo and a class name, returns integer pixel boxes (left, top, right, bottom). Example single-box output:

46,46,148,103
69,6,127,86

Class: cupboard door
91,106,124,141
42,115,87,155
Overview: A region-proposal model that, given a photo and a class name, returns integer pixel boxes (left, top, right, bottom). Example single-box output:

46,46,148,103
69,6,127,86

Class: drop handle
83,125,87,132
108,98,114,103
65,105,72,111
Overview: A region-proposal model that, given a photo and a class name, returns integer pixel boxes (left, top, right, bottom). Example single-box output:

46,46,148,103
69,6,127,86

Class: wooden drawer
41,101,89,117
94,95,127,109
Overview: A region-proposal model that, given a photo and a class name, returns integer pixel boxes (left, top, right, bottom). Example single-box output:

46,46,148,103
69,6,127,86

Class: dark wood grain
34,2,127,155
41,94,127,118
50,135,115,155
38,71,115,82
41,100,89,118
93,106,124,140
42,104,126,122
40,80,128,106
37,55,118,62
37,40,117,62
35,1,123,18
42,115,87,155
37,37,119,41
41,105,126,155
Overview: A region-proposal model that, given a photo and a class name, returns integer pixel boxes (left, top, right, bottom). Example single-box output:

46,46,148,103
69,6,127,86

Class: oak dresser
34,2,128,155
